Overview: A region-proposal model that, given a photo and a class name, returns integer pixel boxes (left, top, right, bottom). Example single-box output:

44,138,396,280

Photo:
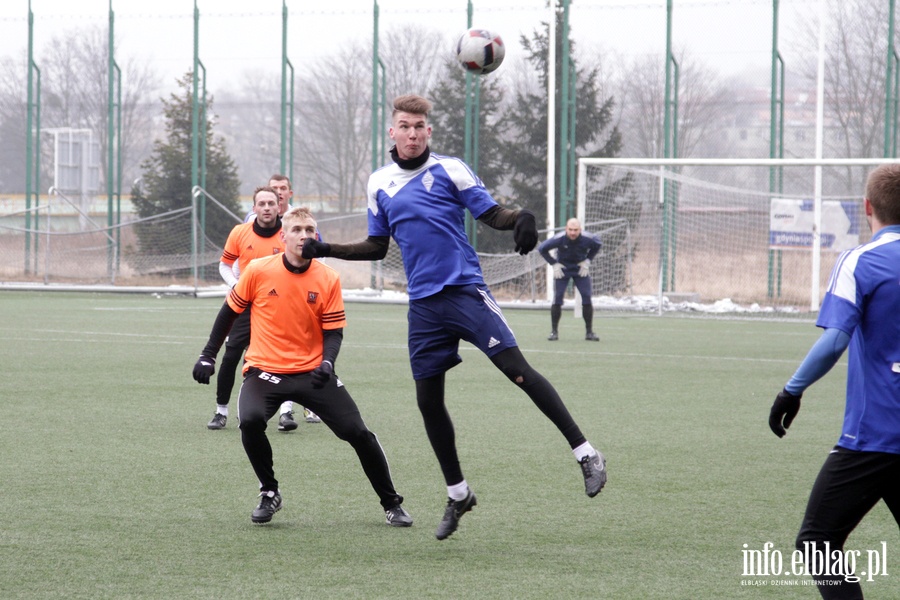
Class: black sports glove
513,209,538,255
302,238,332,259
310,360,334,389
192,356,216,385
768,388,802,438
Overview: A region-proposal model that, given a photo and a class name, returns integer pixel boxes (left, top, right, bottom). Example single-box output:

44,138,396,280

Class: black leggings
416,347,586,486
795,447,900,599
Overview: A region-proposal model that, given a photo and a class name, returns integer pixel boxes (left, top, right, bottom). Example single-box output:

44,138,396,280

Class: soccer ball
455,28,505,75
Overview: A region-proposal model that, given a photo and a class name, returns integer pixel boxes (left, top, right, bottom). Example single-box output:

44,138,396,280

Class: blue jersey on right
816,225,900,454
366,153,497,300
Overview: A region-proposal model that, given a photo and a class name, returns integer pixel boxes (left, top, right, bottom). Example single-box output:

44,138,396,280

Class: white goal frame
577,157,900,314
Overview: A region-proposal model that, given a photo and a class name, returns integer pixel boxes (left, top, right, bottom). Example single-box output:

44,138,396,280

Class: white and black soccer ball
455,28,505,75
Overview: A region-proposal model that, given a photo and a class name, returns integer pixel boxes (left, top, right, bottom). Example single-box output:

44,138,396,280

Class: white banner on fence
769,198,861,252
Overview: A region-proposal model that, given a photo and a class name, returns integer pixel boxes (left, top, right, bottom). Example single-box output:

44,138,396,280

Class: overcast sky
0,0,794,92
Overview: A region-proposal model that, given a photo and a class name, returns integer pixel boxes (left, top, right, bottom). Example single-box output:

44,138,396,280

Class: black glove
192,356,216,385
302,238,332,259
769,388,802,438
310,360,334,389
513,209,538,255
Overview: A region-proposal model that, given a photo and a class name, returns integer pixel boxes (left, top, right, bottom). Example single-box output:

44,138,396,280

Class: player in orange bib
206,185,299,432
192,206,412,527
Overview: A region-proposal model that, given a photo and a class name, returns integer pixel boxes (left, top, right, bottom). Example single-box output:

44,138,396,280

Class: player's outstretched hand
769,388,802,437
192,356,216,385
311,360,334,389
302,239,332,259
513,209,538,255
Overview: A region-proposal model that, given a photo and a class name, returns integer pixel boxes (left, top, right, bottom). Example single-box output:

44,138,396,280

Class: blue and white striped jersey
366,153,497,300
817,224,900,454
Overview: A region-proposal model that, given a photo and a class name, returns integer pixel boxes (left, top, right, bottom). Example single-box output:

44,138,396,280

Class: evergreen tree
429,57,507,190
500,2,638,293
428,57,513,252
131,72,241,279
500,2,622,224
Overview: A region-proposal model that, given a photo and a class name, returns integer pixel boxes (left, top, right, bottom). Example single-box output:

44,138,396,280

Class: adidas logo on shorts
488,337,500,348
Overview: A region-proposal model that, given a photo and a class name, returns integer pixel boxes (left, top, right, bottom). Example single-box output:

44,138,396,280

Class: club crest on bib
422,169,434,193
307,291,318,304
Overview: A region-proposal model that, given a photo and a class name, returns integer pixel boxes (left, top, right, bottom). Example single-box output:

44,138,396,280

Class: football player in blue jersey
768,163,900,599
538,217,603,341
302,94,607,540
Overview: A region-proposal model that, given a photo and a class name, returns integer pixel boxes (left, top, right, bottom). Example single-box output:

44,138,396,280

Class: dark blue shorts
407,284,518,380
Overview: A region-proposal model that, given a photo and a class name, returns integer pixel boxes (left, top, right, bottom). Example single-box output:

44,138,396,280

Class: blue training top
366,153,497,300
538,231,602,277
815,224,900,454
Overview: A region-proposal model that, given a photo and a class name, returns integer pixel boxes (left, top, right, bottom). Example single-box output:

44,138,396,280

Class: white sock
572,442,596,461
280,401,292,415
447,480,470,501
216,405,228,416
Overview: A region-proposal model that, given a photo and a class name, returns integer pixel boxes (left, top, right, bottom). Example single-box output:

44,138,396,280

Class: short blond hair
282,206,315,227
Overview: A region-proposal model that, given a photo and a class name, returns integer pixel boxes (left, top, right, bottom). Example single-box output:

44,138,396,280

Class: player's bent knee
347,429,380,452
499,363,537,386
238,415,266,431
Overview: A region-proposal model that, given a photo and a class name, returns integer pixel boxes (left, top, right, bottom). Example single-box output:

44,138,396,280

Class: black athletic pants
796,446,900,599
238,367,403,509
416,346,587,486
216,309,251,405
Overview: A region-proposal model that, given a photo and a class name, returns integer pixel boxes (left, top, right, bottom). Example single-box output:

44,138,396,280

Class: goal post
576,157,899,315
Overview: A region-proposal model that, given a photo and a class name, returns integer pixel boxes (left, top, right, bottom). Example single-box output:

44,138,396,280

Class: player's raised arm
302,235,390,261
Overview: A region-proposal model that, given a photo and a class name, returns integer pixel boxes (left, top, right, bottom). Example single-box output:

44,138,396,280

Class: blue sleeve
784,327,851,395
586,235,602,261
538,236,560,264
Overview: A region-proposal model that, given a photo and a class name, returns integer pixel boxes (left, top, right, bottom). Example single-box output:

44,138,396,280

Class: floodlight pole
885,0,899,157
811,0,826,312
463,1,479,247
370,1,386,290
546,1,557,302
191,0,201,280
281,0,295,182
768,0,785,298
107,0,122,282
371,1,382,173
25,0,42,275
558,0,571,227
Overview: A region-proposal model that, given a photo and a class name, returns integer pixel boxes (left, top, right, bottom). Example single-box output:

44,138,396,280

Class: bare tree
38,25,160,193
214,71,283,193
794,0,888,194
288,24,448,213
380,24,448,99
0,54,28,192
294,41,373,213
616,49,734,161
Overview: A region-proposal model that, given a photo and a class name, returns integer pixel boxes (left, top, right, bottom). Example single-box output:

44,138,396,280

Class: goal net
576,158,895,316
0,187,241,288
